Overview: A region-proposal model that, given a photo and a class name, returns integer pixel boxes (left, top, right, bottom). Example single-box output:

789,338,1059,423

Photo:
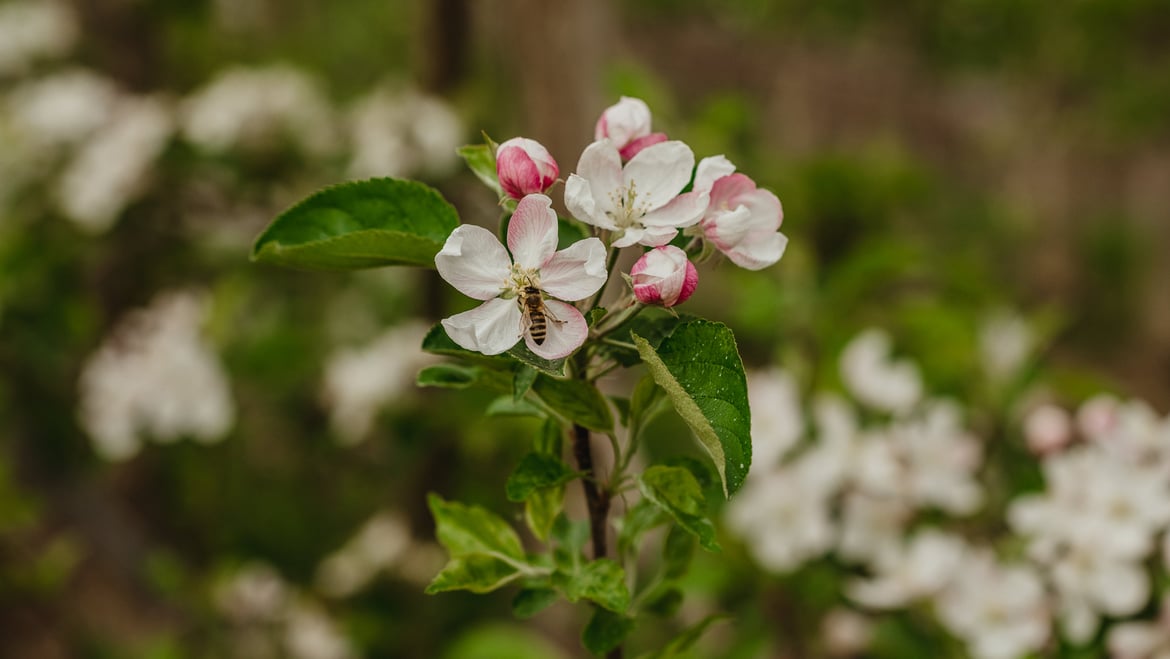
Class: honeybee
518,285,563,345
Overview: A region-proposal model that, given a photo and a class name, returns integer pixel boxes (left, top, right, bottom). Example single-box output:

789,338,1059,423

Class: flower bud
1024,403,1072,455
495,137,558,200
594,96,667,160
630,245,698,308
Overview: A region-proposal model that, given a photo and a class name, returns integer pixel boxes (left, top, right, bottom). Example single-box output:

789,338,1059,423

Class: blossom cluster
727,324,1170,659
436,96,787,359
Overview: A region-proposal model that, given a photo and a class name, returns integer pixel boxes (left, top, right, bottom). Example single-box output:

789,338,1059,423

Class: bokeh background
2,0,1169,657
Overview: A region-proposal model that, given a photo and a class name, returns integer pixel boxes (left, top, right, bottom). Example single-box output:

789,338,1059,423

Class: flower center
605,179,651,229
505,264,541,297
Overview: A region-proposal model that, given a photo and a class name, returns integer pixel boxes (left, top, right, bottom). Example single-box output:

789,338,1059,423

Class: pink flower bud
495,137,558,200
630,245,698,308
1024,404,1072,455
594,97,667,160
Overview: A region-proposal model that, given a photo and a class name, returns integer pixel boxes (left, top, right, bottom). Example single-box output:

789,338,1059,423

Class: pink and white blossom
594,96,667,160
495,137,558,200
630,245,697,307
690,155,787,270
935,551,1050,659
435,194,606,360
564,139,707,248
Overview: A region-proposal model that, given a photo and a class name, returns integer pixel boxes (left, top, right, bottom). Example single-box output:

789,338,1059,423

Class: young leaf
636,614,730,659
512,587,559,619
525,486,563,543
598,307,691,367
638,466,720,553
640,587,683,618
560,558,631,613
532,375,613,433
616,500,666,561
457,143,502,196
417,364,479,389
425,555,522,594
583,608,636,655
505,453,579,502
428,494,525,561
632,320,752,497
535,418,563,456
252,178,459,271
513,365,538,401
485,397,546,418
661,525,697,580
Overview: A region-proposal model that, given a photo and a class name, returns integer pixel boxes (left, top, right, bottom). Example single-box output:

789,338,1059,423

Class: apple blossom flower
839,329,922,415
1024,403,1072,455
594,96,667,160
630,245,697,307
435,194,606,359
935,551,1050,659
689,155,787,270
495,137,559,200
847,530,966,609
564,139,707,248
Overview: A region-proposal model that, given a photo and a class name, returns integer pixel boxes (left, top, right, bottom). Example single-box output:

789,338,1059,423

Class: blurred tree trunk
494,0,611,170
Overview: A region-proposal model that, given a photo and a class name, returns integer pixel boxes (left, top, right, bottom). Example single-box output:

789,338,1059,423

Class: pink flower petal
434,225,511,300
496,145,542,200
725,231,788,271
640,190,709,229
441,298,523,355
693,155,737,195
524,299,587,359
540,237,607,302
619,132,668,160
709,173,759,211
507,194,558,270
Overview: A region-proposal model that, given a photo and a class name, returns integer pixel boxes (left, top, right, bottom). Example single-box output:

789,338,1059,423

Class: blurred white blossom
821,608,873,656
1024,402,1073,455
346,86,463,179
0,1,78,75
847,530,965,609
316,512,411,598
78,290,235,460
746,367,804,468
181,65,336,156
321,321,436,444
839,329,921,414
56,94,174,232
978,310,1034,383
935,550,1050,659
6,69,119,147
284,602,355,659
214,562,290,624
1109,596,1170,659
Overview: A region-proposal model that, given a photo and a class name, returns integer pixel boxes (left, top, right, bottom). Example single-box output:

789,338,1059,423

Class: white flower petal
638,225,680,247
622,140,694,212
727,231,788,271
640,190,709,229
441,298,522,355
612,227,644,248
564,173,614,230
576,139,623,217
507,193,558,269
540,237,607,301
434,225,511,300
525,300,587,359
693,155,736,194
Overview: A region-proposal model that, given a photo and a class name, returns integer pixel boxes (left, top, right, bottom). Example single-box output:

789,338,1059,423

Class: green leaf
641,587,683,618
617,500,666,561
535,418,563,456
486,397,546,418
632,320,752,497
512,588,559,619
560,559,631,613
583,608,636,655
428,494,525,561
506,453,579,502
252,178,459,271
508,343,566,377
426,555,522,594
599,307,690,367
532,376,613,433
662,525,696,580
513,365,538,401
638,466,720,553
417,364,479,388
636,614,730,659
458,143,502,196
525,487,563,543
